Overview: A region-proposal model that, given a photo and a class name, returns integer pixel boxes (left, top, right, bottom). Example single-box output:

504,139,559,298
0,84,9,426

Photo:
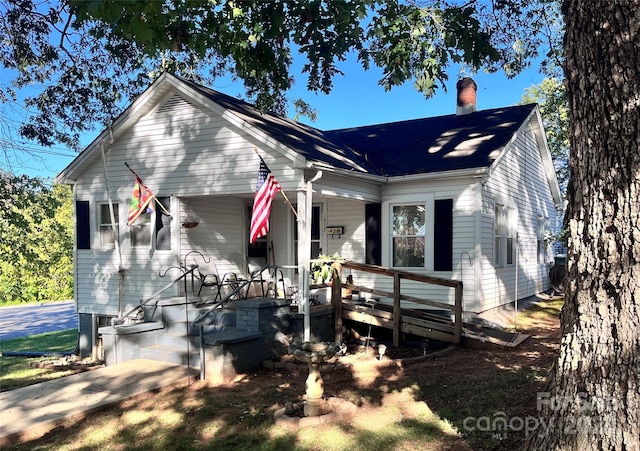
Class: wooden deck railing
330,261,463,346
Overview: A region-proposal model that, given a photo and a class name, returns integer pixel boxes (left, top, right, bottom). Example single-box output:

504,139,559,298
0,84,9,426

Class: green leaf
3,0,558,150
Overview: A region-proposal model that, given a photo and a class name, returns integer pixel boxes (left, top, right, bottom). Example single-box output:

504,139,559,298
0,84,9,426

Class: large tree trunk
527,1,640,449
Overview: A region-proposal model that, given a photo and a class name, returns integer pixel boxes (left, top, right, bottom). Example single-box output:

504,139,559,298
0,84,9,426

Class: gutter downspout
514,233,520,330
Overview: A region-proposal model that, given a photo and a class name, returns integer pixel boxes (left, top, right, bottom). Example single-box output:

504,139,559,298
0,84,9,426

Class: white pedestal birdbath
289,341,341,416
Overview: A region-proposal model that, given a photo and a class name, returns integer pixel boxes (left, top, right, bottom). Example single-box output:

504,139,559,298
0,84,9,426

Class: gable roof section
55,74,181,183
324,104,538,177
56,73,560,206
176,77,380,174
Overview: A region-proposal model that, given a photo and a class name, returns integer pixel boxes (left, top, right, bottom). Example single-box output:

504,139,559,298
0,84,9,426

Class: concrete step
202,329,262,346
140,328,258,367
163,320,235,337
160,303,237,323
154,325,245,348
140,344,201,367
154,333,199,349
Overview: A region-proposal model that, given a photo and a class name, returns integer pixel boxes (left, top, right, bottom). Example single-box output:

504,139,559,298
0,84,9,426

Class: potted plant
310,254,341,285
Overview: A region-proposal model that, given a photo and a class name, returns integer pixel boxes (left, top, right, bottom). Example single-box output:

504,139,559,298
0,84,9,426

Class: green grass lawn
0,329,78,392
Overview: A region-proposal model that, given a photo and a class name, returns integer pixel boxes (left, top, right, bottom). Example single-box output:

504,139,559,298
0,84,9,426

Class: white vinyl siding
179,196,245,278
314,173,381,203
480,119,558,309
324,198,366,261
76,98,301,200
74,250,177,316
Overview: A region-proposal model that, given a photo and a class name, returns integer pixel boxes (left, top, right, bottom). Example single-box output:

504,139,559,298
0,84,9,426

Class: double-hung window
292,204,322,264
392,204,426,268
96,197,171,249
494,203,516,267
130,196,172,250
99,203,119,247
130,209,152,247
386,199,452,271
537,215,549,264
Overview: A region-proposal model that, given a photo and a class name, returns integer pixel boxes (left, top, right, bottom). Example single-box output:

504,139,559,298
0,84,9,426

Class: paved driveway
0,301,77,341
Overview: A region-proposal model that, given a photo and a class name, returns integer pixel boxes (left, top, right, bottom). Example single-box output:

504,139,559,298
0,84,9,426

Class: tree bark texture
527,1,639,449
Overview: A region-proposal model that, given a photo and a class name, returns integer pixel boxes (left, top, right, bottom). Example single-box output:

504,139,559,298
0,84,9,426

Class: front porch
98,294,335,383
97,259,530,383
97,260,460,382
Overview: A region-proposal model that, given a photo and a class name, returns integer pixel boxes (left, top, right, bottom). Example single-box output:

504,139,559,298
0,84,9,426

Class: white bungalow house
56,73,562,358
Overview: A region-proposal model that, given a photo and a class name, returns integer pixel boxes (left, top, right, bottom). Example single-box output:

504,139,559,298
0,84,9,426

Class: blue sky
12,59,545,180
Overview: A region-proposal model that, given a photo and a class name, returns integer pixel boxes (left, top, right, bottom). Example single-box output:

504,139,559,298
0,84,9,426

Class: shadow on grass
523,298,564,318
3,304,560,451
1,329,79,392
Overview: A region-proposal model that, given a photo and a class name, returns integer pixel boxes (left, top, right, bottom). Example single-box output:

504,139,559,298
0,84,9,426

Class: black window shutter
76,201,90,249
365,203,381,266
434,199,453,271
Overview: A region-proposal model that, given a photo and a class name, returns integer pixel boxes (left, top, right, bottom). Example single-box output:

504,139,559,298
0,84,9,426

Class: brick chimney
456,77,477,115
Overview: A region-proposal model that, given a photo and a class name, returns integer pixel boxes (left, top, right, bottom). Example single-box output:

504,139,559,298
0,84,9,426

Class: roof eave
529,107,564,207
309,162,388,183
386,167,489,183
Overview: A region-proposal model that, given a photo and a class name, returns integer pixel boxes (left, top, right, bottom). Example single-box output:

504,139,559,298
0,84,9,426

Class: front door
247,204,270,267
293,204,322,264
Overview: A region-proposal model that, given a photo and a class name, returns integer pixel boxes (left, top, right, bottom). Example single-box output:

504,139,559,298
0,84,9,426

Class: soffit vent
156,94,195,114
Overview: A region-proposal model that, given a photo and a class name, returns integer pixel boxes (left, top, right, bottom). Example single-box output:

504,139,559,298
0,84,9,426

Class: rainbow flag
127,177,154,226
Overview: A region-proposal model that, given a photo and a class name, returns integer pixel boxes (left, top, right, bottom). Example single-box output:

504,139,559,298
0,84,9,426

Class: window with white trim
537,215,549,264
494,203,516,267
392,204,426,267
292,204,322,264
99,203,119,247
130,196,172,250
130,209,152,247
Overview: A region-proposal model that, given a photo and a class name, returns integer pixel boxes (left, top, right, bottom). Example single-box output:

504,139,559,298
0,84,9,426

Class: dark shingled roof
182,77,536,178
325,104,537,177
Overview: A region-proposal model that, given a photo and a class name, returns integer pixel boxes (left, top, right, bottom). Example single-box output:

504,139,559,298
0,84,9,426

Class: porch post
297,187,312,342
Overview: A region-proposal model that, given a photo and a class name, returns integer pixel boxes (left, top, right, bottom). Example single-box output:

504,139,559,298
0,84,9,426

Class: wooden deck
341,300,456,343
327,261,527,348
340,299,529,348
330,261,463,346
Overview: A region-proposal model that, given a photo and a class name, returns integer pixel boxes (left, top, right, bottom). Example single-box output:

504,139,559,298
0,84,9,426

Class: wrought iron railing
110,264,199,327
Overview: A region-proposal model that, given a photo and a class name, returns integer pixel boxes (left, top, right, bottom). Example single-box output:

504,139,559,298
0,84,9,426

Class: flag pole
280,189,298,219
124,162,172,217
253,148,298,219
102,142,124,317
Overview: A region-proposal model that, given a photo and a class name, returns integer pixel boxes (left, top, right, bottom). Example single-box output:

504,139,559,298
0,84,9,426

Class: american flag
250,159,282,243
